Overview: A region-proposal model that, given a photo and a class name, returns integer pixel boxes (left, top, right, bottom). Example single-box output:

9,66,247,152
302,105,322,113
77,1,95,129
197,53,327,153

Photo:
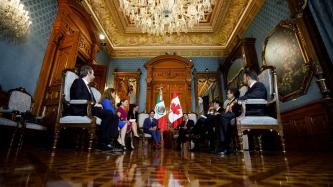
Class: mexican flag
168,88,183,128
154,88,168,132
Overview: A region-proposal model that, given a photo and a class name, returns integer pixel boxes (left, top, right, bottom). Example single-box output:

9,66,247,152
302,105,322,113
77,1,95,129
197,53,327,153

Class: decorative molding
82,0,265,57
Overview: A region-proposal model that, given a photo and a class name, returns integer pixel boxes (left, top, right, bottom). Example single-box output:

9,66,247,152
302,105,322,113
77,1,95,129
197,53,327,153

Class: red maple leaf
171,103,181,115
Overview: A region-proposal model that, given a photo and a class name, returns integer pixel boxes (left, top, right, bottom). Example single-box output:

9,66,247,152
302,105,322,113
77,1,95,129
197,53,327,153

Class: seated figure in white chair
220,70,267,153
69,66,120,151
236,70,267,116
143,110,161,148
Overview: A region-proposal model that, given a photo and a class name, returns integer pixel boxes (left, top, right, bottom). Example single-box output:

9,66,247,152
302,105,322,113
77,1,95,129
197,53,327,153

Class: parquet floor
0,144,333,187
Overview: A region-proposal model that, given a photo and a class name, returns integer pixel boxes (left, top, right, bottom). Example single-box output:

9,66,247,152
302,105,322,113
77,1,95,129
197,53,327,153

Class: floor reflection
0,145,333,187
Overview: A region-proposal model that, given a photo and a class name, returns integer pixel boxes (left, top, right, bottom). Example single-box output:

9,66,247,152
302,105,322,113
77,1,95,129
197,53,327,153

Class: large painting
262,20,313,102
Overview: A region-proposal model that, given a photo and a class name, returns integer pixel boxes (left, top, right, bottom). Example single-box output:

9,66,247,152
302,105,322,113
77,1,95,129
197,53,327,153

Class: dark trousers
92,107,117,145
177,128,190,144
146,130,161,144
215,112,235,150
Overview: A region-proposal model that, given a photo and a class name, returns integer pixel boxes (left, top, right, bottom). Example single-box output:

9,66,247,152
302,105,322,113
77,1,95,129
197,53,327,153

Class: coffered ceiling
82,0,265,57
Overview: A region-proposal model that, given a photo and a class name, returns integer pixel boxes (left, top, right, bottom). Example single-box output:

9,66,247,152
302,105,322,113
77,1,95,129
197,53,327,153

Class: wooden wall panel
145,55,192,113
281,100,333,151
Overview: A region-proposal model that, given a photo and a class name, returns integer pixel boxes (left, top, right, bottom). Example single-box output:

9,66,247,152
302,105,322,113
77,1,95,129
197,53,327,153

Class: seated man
143,110,161,148
215,70,267,155
176,113,194,150
69,65,120,151
238,70,267,116
215,87,240,155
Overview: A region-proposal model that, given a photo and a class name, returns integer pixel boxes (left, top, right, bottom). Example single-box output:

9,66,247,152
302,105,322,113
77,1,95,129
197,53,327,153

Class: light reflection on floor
0,145,333,187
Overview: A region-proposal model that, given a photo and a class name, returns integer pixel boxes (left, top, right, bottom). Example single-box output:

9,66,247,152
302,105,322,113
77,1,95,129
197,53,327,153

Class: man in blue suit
143,110,161,147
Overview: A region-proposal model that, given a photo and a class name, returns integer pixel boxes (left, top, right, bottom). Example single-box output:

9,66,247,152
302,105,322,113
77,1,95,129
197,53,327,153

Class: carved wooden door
42,31,81,125
145,55,192,113
92,64,107,93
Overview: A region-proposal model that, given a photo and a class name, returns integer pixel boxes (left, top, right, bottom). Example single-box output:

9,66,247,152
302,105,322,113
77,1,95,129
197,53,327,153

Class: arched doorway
145,55,193,113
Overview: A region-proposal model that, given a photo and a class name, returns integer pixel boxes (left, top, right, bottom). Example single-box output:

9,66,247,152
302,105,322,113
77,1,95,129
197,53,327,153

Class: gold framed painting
262,20,313,102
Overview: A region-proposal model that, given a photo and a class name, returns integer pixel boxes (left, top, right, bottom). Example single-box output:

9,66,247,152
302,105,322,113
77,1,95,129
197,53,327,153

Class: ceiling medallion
119,0,215,36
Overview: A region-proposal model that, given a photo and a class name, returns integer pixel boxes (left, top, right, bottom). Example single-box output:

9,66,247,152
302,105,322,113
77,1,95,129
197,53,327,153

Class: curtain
308,0,333,64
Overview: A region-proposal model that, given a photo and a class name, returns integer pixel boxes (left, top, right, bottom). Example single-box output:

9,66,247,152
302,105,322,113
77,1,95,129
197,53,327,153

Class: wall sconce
0,0,32,40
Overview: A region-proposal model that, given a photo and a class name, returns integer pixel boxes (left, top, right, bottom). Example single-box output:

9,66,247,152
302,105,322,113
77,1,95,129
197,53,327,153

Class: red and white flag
168,87,183,128
154,88,168,132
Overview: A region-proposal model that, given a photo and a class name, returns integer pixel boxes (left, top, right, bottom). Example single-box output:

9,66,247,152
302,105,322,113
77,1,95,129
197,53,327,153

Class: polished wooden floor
1,143,333,187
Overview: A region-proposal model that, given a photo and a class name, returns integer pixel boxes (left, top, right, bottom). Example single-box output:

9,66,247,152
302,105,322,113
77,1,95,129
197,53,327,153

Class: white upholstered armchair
0,88,46,147
53,69,101,151
236,66,286,153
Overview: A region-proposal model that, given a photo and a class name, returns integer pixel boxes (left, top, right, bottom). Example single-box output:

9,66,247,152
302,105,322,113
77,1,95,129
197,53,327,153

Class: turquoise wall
96,48,111,66
236,0,322,112
0,0,57,95
107,57,223,112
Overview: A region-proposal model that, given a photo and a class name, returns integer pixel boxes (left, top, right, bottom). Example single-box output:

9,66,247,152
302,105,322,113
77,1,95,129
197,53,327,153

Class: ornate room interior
0,0,332,186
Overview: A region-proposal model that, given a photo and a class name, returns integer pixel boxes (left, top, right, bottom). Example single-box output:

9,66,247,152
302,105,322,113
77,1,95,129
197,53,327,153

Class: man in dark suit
176,113,195,150
238,70,267,116
215,70,267,155
69,65,120,151
143,110,161,147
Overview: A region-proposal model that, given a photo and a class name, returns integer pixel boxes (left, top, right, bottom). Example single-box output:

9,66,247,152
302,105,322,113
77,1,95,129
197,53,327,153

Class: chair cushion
230,118,236,126
8,91,32,113
138,113,149,128
64,71,79,102
60,116,101,125
258,69,273,101
237,116,278,125
25,122,47,131
0,117,18,127
90,87,101,102
144,133,152,138
188,113,197,124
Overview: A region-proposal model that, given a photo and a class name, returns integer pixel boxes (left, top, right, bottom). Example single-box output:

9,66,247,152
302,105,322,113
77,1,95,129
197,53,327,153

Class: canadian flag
168,87,183,128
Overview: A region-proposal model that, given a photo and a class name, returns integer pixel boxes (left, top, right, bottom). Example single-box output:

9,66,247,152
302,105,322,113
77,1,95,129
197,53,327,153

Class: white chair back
90,87,101,102
64,71,79,102
258,69,274,101
188,113,197,125
239,86,248,97
138,113,149,128
8,90,32,113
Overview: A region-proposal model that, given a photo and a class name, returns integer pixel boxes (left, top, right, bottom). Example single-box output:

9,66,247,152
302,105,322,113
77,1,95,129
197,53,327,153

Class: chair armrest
245,99,267,105
35,116,44,120
69,99,90,104
0,108,13,113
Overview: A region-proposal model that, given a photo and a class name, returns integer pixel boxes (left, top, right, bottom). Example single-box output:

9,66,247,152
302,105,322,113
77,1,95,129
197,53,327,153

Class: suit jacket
69,78,95,116
179,119,194,130
143,117,158,133
238,81,267,116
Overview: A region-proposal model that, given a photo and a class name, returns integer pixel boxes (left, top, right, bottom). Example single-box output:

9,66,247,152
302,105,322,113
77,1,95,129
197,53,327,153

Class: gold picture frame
262,20,313,102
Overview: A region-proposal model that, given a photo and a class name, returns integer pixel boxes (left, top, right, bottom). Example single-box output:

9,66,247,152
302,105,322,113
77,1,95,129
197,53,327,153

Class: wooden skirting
281,99,333,151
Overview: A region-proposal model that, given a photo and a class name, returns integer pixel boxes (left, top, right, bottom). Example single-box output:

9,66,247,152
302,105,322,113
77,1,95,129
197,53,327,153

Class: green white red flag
154,88,168,132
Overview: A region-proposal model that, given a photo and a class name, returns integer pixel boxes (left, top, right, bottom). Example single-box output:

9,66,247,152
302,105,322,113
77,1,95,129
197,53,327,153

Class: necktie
88,86,96,102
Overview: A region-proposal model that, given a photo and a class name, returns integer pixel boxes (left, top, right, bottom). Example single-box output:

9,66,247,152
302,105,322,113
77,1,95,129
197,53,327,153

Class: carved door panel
49,31,80,86
92,64,107,93
152,81,188,113
43,31,80,127
145,55,193,113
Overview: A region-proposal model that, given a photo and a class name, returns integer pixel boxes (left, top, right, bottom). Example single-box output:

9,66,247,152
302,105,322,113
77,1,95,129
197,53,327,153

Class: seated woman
127,104,139,149
100,88,120,145
116,99,139,150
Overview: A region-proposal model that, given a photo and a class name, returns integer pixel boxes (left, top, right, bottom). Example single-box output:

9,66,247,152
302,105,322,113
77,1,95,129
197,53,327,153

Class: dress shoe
96,144,112,151
216,148,227,155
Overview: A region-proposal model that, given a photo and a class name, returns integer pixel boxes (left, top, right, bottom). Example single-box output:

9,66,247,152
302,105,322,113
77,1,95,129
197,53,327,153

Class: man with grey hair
70,65,120,151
